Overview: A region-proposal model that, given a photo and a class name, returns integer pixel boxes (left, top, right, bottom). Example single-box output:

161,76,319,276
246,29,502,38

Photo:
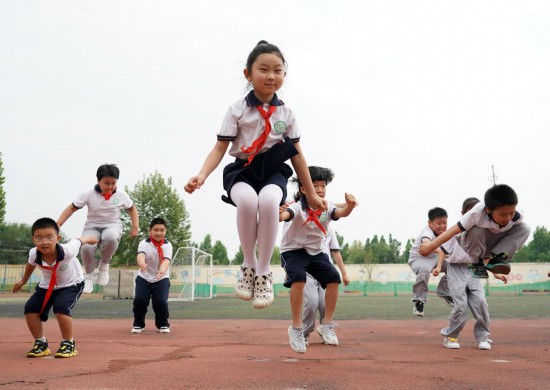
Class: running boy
408,207,452,317
12,218,98,358
433,197,509,350
131,217,173,334
280,166,356,353
57,164,139,293
303,224,350,345
420,184,530,278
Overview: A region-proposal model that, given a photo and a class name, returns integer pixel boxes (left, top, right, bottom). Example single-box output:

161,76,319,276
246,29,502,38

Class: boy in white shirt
279,166,356,353
57,164,139,293
131,217,173,334
12,218,98,358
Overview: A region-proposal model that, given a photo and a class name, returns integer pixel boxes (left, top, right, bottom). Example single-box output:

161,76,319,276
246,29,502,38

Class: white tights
230,182,282,275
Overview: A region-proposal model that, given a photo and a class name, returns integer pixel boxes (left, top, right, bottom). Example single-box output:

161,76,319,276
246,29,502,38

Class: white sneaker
317,322,339,346
83,273,94,293
443,337,460,349
235,266,255,301
288,326,306,353
159,327,170,333
97,264,110,286
252,272,274,309
478,340,492,350
131,327,143,333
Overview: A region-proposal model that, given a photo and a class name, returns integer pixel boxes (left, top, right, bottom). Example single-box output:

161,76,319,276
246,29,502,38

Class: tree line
1,161,549,265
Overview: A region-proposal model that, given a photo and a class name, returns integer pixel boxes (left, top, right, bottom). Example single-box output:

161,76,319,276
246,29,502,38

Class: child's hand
308,194,327,212
155,270,166,280
418,244,432,256
130,226,139,237
81,236,99,246
432,267,441,277
344,193,357,207
279,201,290,214
493,273,509,284
12,280,25,293
185,174,206,194
342,273,350,286
137,259,147,273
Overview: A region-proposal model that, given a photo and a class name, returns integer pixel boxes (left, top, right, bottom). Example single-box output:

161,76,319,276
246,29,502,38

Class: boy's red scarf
150,237,165,262
241,105,276,166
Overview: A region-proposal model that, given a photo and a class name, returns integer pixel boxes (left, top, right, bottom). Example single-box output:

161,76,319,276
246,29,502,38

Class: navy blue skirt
222,137,298,206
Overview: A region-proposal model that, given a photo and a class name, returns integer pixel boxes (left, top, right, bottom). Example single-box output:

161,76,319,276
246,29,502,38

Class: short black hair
292,166,334,202
32,217,59,235
484,184,518,210
149,217,167,229
96,164,120,180
461,197,480,214
428,207,447,221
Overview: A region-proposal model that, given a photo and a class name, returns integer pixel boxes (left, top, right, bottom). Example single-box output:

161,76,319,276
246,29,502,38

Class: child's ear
299,185,306,195
243,68,252,81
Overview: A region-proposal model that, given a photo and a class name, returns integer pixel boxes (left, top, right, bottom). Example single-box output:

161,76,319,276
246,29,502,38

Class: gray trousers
409,258,451,303
459,222,530,262
441,262,490,342
81,227,122,274
302,273,326,337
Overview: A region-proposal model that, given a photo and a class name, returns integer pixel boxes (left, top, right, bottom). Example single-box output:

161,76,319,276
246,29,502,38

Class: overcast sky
1,0,549,257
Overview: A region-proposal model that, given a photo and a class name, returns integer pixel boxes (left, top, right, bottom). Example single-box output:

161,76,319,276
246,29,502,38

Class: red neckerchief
103,191,112,201
36,254,62,315
150,236,165,262
241,105,276,166
302,207,327,236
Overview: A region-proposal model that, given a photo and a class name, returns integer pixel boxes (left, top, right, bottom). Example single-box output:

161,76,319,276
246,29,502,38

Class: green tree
347,240,366,264
115,171,191,266
199,234,213,254
211,239,229,265
401,238,414,263
0,222,33,264
515,226,550,262
271,245,281,265
232,245,244,265
0,152,6,224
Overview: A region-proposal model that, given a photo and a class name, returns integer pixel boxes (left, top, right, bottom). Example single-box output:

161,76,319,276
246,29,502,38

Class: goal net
169,247,213,301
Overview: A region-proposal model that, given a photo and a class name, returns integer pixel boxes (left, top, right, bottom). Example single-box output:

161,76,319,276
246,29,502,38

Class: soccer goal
169,247,213,301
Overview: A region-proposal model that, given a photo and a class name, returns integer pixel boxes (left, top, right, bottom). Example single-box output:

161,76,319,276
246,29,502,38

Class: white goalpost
169,247,213,301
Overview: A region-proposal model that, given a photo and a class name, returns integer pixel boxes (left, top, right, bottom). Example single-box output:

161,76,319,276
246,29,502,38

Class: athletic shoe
485,252,511,275
27,339,50,358
288,326,306,353
83,273,95,294
304,336,309,346
97,263,110,286
54,340,78,358
235,266,255,301
252,272,274,309
131,327,143,333
413,301,424,317
159,327,170,333
442,296,454,307
443,337,460,349
478,339,492,350
469,262,489,278
317,322,339,346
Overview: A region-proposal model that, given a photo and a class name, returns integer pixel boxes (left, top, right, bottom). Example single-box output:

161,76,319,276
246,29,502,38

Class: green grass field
1,294,549,320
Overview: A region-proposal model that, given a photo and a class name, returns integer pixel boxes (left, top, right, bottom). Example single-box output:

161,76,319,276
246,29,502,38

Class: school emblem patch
319,211,329,223
60,264,69,272
113,198,120,205
273,121,286,134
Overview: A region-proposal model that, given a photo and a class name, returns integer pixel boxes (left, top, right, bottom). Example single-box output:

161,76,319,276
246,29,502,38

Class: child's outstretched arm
57,204,79,227
126,206,139,237
432,247,446,276
279,207,292,222
136,253,148,273
333,193,357,219
79,236,100,246
332,250,350,286
290,143,326,211
156,259,170,280
419,224,461,256
12,263,35,293
185,140,229,194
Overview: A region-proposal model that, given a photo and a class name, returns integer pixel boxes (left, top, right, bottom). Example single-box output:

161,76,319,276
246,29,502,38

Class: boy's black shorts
24,281,85,322
281,249,341,289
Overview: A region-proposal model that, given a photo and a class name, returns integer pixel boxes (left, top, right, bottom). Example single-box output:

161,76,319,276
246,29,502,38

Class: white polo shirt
73,186,134,230
408,226,438,264
217,90,301,160
322,225,340,264
29,239,84,289
457,201,524,234
280,200,338,255
136,238,173,283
